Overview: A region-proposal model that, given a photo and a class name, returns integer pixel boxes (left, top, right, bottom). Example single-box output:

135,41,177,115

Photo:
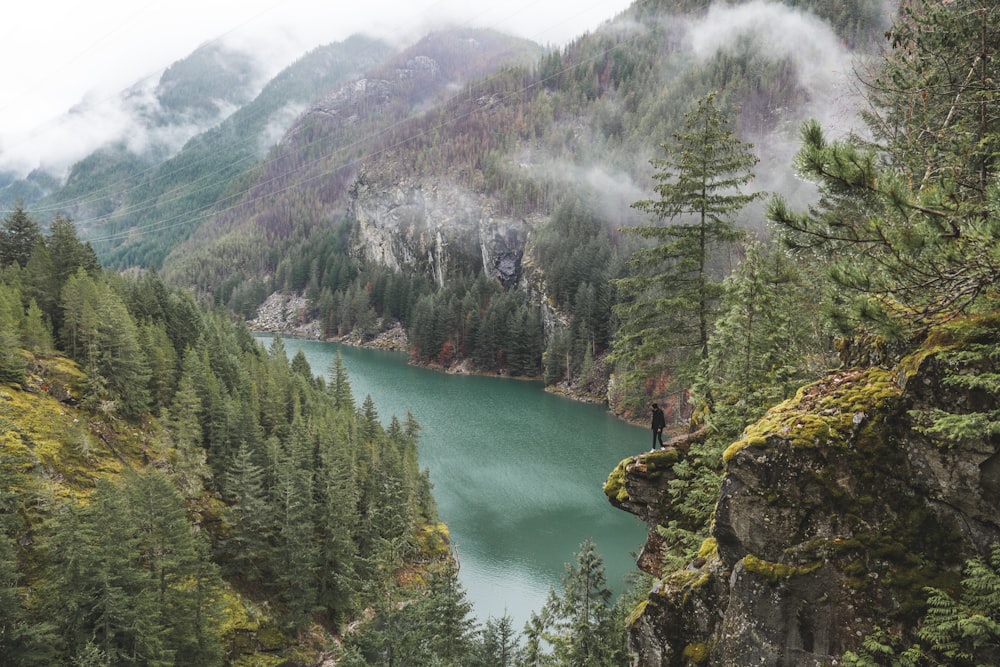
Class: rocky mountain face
348,172,544,290
605,320,1000,665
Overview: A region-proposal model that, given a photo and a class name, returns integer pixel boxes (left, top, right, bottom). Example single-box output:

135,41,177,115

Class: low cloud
687,0,863,130
683,0,884,208
0,73,246,179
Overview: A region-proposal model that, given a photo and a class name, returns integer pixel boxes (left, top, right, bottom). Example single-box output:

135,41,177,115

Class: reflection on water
258,335,648,628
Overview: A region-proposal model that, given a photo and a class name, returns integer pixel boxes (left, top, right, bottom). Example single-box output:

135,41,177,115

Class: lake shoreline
248,292,627,419
252,333,650,628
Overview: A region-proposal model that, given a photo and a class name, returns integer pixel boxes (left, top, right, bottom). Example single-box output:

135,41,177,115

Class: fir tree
0,204,41,269
328,350,356,412
0,283,25,383
478,614,520,667
525,539,625,666
769,1,1000,337
612,91,761,403
694,239,823,434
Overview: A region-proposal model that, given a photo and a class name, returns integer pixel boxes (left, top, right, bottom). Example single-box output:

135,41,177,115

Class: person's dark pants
652,428,663,449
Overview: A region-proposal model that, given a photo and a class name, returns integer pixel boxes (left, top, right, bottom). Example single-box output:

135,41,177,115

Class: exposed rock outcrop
348,173,543,290
606,318,1000,665
249,292,322,339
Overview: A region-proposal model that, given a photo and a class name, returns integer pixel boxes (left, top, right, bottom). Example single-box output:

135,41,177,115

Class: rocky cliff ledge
605,318,1000,665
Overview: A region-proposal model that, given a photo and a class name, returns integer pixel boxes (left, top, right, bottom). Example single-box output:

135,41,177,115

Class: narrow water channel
258,336,649,628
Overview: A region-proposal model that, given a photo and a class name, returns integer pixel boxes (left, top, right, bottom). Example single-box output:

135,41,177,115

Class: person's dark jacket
651,407,665,430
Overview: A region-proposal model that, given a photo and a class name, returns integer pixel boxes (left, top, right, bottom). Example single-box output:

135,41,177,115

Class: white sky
0,0,633,175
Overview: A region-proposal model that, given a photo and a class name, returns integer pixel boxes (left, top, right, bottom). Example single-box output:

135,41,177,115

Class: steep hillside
26,36,397,271
0,265,454,664
159,28,545,292
150,0,886,304
606,315,1000,664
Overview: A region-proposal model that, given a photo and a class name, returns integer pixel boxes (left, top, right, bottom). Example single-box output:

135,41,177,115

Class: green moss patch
682,642,711,664
723,367,900,462
742,554,822,585
644,448,683,470
603,456,632,502
625,598,648,628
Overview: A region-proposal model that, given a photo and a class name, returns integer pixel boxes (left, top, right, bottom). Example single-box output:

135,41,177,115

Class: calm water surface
257,336,648,628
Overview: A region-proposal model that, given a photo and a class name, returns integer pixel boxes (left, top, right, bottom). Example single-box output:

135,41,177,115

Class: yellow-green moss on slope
604,456,632,502
742,554,822,585
723,367,900,463
604,449,682,503
0,378,140,501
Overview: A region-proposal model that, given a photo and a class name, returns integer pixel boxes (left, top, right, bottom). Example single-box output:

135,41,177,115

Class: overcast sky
0,0,633,175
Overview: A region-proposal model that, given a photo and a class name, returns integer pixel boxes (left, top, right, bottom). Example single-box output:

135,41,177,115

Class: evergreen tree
612,91,761,403
47,214,100,288
269,415,319,629
328,350,356,412
525,539,625,666
0,283,25,383
21,242,58,323
0,204,41,269
694,239,822,434
478,614,520,667
44,472,224,666
139,320,178,412
396,560,478,665
164,353,211,497
220,441,272,585
0,453,56,665
61,270,151,417
21,298,53,355
314,425,361,623
769,1,1000,337
121,471,224,665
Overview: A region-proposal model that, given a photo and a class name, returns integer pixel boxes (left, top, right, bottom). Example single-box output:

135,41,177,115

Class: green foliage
61,269,152,418
409,274,544,376
0,283,26,384
0,204,42,270
655,438,726,571
0,229,474,663
612,92,761,409
845,543,1000,666
907,317,1000,448
43,470,225,666
770,0,1000,339
523,539,627,666
693,239,830,435
477,613,521,667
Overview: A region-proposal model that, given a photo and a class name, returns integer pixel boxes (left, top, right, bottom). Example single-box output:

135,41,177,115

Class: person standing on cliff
650,403,665,451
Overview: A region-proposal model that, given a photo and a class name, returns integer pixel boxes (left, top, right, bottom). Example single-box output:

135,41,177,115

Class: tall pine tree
612,92,761,409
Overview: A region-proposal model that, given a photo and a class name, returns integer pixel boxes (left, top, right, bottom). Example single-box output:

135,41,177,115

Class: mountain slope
154,0,887,299
159,28,545,292
25,35,397,270
0,41,268,211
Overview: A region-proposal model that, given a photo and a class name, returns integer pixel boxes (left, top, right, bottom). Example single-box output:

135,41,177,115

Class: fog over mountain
685,0,889,209
0,0,633,179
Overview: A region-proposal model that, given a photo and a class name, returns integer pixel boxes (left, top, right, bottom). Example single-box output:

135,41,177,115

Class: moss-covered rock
722,366,899,463
613,316,1000,666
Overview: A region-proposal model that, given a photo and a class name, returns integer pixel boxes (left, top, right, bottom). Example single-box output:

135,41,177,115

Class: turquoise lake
257,335,649,629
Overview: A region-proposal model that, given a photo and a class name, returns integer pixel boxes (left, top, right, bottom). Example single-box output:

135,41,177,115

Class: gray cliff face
610,337,1000,666
348,173,542,290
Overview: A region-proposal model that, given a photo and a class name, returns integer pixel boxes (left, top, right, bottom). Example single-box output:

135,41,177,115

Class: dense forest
4,0,1000,664
141,0,889,420
0,214,643,664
